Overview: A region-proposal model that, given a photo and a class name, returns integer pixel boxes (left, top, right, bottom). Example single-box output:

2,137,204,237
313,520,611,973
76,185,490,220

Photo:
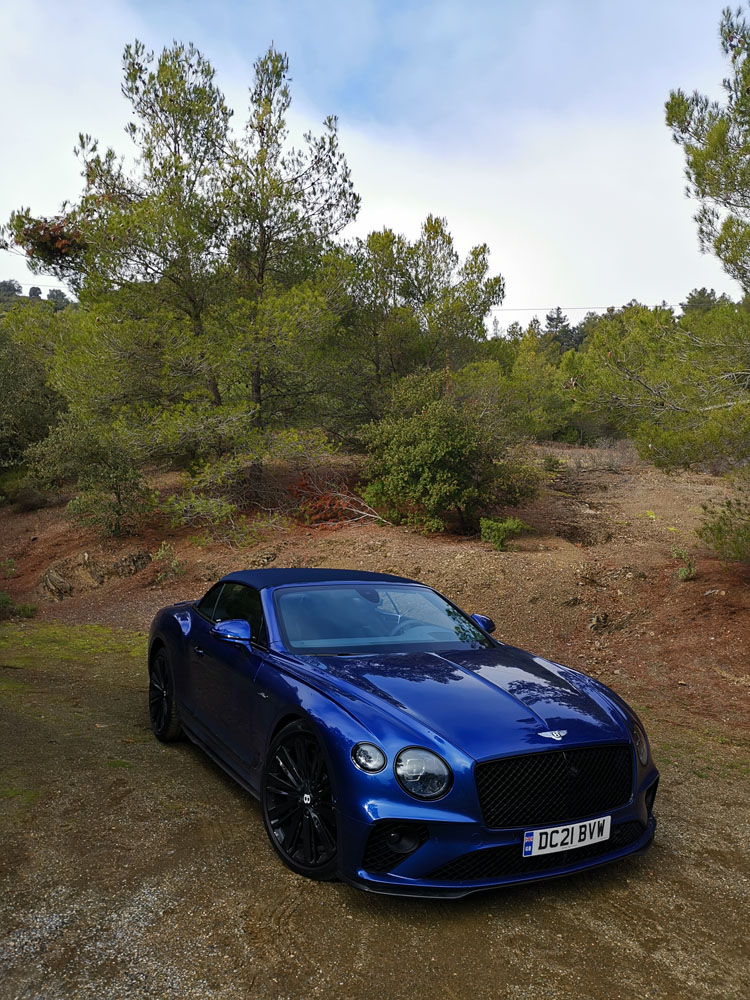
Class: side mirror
211,619,252,643
470,613,495,634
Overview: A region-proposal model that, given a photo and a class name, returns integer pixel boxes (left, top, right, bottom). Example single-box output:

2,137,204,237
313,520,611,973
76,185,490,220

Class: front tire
148,647,182,742
261,721,338,880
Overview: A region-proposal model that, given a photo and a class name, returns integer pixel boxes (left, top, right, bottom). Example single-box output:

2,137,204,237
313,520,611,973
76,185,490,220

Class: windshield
273,583,495,655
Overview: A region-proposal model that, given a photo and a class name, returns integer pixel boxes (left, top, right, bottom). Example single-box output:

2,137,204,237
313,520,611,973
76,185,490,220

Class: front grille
362,821,429,873
475,743,633,828
428,820,645,882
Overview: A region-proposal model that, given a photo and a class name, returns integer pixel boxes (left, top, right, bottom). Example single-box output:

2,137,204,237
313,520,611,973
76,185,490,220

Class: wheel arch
270,712,304,743
148,637,166,665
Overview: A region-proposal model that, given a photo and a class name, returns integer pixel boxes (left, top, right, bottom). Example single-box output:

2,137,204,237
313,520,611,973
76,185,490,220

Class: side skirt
180,706,261,801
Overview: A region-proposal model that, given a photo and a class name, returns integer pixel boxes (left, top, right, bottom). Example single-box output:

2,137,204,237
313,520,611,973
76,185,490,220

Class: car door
190,582,268,775
180,582,223,722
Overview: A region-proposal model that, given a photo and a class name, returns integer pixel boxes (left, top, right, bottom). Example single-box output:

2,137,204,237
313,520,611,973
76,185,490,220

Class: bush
166,429,335,545
480,516,534,550
66,458,156,537
164,488,248,547
697,486,750,562
0,591,12,619
671,546,697,581
0,592,34,620
12,485,48,512
26,415,156,536
152,542,185,584
362,377,541,532
0,321,64,469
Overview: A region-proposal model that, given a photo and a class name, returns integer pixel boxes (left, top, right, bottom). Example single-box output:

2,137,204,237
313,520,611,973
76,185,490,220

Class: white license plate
523,815,611,857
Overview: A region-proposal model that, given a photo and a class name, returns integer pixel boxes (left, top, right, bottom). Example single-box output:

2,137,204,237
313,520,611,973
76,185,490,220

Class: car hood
311,645,629,760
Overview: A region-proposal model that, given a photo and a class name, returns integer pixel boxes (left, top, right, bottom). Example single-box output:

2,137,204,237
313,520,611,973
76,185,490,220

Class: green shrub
0,591,13,619
0,322,64,469
12,485,48,512
0,466,28,503
480,516,534,551
164,489,250,547
697,489,750,563
66,461,156,537
0,592,33,620
152,542,185,584
165,429,334,546
26,415,156,537
362,378,541,533
542,453,566,476
671,546,697,581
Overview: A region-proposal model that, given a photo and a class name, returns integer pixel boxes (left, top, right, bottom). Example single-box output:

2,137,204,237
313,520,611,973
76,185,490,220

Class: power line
0,279,69,290
489,303,680,314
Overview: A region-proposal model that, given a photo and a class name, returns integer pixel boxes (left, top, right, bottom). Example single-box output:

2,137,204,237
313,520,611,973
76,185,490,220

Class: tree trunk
191,313,222,406
251,363,263,428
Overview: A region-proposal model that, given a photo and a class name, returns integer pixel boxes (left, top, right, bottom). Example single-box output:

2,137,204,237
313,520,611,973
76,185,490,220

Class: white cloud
339,108,739,321
0,0,148,291
0,0,739,318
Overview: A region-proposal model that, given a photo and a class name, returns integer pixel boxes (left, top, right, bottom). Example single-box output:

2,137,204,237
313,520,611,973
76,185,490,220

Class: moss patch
0,675,25,694
0,622,147,669
0,786,39,806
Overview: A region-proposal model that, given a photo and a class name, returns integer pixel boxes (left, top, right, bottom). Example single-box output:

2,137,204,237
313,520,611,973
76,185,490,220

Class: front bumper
337,773,659,898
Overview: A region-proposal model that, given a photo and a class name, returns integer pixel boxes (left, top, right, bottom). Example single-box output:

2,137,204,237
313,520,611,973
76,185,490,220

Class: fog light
386,825,423,855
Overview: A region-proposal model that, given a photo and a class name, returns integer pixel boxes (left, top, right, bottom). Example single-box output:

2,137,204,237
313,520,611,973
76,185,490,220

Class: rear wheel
148,648,182,742
261,721,338,880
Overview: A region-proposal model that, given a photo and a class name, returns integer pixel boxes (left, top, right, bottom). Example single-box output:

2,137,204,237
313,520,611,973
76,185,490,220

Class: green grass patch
105,758,133,769
0,622,147,668
0,675,25,693
0,786,39,805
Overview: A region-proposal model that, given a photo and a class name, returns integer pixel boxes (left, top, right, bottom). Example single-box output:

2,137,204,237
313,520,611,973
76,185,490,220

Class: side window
195,583,224,622
212,583,268,647
244,588,269,648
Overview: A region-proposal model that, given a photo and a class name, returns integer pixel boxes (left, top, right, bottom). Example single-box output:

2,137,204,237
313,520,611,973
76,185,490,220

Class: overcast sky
0,0,740,324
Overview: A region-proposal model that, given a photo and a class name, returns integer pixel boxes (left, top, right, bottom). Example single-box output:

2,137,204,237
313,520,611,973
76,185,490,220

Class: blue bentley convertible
148,568,658,896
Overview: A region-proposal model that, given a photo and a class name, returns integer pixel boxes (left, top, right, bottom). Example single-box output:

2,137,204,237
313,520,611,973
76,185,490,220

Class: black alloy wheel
148,648,182,742
261,721,338,880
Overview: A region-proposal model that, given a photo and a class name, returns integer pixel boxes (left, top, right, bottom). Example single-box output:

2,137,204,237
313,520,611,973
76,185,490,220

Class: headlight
395,747,452,799
632,723,649,767
351,742,386,773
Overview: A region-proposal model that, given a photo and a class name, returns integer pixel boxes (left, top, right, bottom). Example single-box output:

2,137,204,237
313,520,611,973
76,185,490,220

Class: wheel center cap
303,793,312,805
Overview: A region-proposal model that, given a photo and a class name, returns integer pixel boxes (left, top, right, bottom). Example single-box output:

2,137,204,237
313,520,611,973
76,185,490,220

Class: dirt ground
1,447,748,999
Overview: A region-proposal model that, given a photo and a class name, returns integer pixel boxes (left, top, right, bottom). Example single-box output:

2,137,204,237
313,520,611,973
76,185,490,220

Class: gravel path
1,623,748,1000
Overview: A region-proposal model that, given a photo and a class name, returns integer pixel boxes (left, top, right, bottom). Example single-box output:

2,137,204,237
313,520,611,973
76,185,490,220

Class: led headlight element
632,723,649,767
395,747,452,799
351,742,386,772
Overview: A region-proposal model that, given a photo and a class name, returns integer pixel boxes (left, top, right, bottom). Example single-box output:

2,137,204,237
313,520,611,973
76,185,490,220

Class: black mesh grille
428,820,645,882
363,821,429,873
475,743,633,828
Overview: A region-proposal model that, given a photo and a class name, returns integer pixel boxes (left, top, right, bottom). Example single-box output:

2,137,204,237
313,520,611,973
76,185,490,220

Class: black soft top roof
221,567,418,591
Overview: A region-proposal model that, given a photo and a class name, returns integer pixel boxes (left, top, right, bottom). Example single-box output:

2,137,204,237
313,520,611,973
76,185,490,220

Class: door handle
193,646,204,657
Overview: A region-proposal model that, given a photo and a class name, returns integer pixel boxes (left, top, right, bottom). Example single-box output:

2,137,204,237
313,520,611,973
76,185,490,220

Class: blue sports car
148,568,658,897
